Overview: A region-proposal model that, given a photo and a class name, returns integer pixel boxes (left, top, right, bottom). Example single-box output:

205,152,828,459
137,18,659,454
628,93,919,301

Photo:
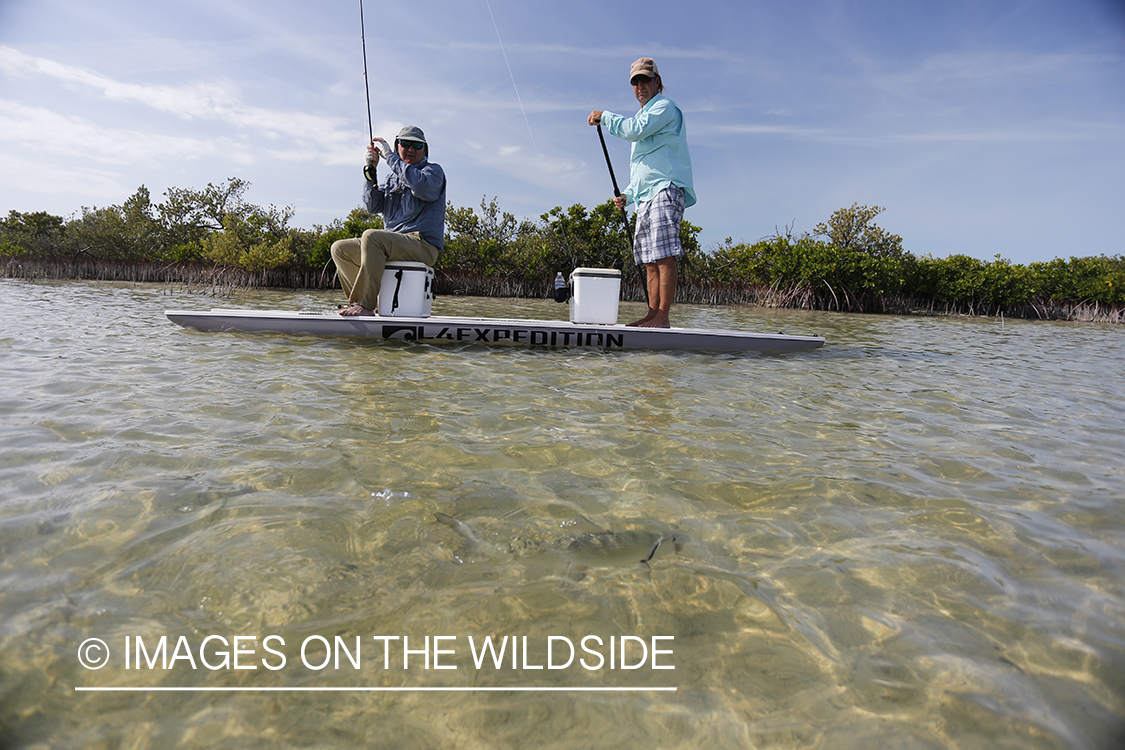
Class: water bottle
554,272,568,303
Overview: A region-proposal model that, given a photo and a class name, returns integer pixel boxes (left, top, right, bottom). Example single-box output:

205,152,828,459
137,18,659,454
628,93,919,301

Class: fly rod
360,0,373,142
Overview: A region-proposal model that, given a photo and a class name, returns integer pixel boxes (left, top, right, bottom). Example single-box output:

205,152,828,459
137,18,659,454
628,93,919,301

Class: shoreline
4,257,1122,325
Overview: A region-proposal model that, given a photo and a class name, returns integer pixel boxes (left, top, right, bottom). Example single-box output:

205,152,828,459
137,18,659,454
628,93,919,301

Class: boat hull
164,309,825,353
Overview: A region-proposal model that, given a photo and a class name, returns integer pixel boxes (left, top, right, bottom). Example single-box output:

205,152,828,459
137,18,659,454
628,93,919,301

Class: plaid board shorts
633,185,686,265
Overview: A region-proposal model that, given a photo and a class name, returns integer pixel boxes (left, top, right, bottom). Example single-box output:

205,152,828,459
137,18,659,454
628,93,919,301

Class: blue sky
1,0,1122,265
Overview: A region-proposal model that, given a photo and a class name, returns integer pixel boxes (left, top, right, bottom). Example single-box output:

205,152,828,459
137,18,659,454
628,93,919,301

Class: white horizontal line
75,686,676,692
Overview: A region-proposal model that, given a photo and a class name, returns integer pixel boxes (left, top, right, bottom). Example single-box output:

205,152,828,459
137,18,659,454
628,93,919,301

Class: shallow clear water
1,278,1123,749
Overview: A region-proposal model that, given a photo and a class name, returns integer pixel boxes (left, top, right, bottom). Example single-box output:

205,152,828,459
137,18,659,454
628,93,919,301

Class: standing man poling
588,57,695,328
331,125,446,316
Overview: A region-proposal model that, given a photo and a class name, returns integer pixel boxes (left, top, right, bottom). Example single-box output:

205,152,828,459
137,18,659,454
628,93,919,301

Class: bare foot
338,304,376,317
627,308,658,327
633,316,670,329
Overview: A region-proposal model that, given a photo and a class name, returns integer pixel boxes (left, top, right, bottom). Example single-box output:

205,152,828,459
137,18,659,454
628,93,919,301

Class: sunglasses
398,140,425,151
631,75,655,86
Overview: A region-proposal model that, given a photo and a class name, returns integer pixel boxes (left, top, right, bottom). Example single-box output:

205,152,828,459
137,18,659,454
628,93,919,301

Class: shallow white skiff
164,308,825,354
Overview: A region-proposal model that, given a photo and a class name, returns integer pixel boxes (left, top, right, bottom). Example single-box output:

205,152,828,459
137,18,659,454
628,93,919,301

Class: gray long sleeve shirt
363,153,446,251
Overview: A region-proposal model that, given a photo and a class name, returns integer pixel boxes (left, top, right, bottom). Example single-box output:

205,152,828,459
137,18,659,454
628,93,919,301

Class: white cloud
0,1,1121,264
0,98,246,164
0,45,354,156
0,151,129,205
904,51,1117,89
715,123,834,139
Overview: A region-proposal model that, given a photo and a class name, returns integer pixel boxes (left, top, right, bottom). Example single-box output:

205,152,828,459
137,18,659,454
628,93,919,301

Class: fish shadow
433,512,688,584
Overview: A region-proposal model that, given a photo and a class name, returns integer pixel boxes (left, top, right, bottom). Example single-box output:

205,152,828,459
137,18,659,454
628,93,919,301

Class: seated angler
331,125,447,316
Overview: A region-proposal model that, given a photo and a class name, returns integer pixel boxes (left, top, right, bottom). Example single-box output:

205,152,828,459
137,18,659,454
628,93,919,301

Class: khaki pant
330,229,439,311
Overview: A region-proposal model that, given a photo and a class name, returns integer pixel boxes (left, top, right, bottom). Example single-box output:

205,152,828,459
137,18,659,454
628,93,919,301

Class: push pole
597,123,648,307
596,123,634,253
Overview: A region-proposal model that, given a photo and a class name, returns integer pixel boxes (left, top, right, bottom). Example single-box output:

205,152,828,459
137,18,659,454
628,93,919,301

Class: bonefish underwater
434,512,687,575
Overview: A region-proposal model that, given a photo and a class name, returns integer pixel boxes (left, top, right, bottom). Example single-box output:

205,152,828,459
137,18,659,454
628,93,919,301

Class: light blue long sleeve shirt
600,93,696,209
363,154,446,250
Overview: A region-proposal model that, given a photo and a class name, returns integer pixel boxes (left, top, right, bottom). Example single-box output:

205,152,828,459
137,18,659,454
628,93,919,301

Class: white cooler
379,261,434,317
569,267,621,325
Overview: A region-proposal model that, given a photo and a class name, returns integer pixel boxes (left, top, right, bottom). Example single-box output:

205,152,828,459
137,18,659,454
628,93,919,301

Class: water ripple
2,279,1124,749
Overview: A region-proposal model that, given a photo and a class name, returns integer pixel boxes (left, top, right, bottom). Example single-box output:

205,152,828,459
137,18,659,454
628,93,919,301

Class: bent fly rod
360,0,373,142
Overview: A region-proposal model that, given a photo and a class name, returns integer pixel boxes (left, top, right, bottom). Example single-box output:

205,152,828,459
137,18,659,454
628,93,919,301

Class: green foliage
440,196,539,278
306,208,385,270
158,178,252,245
979,255,1035,307
698,231,911,308
199,208,296,271
537,201,633,278
1028,256,1125,305
813,203,905,259
4,187,1123,313
166,178,297,268
920,254,983,304
439,196,687,288
287,228,320,270
0,210,68,257
701,237,771,284
0,178,300,267
68,186,165,260
677,219,705,283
